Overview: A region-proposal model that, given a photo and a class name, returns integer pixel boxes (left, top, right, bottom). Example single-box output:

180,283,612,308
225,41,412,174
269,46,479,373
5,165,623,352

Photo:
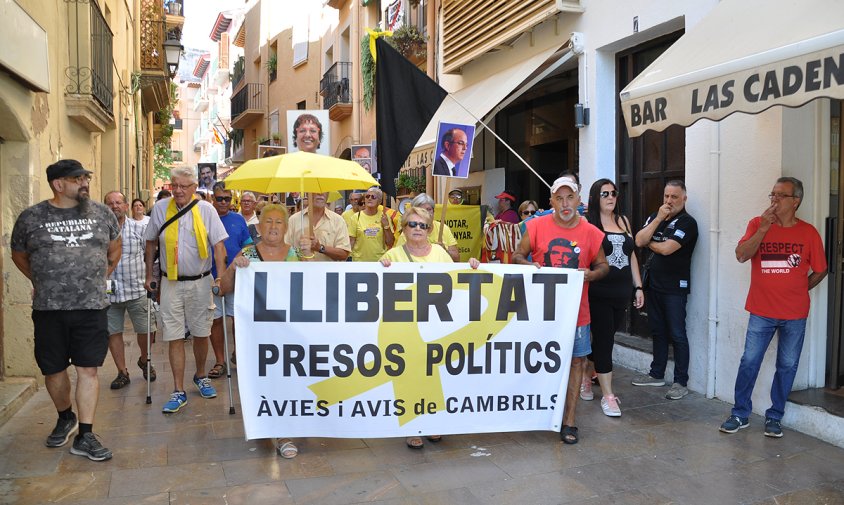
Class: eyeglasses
406,221,431,230
769,193,795,200
448,140,467,148
364,194,378,200
172,183,196,191
600,190,618,198
521,210,536,216
63,174,93,184
215,196,233,203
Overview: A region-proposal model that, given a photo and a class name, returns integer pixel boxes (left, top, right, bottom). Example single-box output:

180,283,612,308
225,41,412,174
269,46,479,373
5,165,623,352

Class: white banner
233,262,583,440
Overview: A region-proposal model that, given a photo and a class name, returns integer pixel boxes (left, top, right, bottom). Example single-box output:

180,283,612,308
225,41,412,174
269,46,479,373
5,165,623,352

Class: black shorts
32,309,109,375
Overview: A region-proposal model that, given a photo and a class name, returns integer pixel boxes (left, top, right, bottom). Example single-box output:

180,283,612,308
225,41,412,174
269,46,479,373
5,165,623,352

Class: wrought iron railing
231,83,264,119
65,0,114,115
320,62,351,109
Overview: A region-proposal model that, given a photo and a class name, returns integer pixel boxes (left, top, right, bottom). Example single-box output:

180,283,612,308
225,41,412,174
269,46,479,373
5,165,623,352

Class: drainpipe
707,122,721,398
352,0,361,146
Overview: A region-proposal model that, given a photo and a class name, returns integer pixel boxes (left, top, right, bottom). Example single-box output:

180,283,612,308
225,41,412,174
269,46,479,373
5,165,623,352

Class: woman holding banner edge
220,203,312,458
380,206,481,449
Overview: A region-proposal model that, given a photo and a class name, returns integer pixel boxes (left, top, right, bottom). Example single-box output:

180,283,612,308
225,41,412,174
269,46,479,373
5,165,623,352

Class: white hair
411,193,434,208
170,165,197,183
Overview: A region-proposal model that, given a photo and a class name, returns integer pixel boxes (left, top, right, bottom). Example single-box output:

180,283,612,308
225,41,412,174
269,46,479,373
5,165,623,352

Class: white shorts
159,276,215,341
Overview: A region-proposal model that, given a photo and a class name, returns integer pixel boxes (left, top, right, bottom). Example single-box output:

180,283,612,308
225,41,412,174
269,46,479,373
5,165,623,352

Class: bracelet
299,253,315,259
634,286,643,291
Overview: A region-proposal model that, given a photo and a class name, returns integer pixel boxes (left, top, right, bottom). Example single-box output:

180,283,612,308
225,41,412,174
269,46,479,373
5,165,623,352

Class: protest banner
233,262,582,440
434,204,483,262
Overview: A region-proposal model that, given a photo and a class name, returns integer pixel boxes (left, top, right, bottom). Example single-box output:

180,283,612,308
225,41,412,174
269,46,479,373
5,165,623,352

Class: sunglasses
406,221,430,230
521,210,536,216
215,196,233,203
600,190,618,198
364,194,378,200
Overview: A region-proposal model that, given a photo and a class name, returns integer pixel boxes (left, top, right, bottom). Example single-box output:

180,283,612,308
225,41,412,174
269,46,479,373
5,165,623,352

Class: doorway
827,99,844,389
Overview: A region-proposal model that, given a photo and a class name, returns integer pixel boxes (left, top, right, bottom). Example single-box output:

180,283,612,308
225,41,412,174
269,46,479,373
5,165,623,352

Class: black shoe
110,371,130,390
137,357,157,382
45,413,78,447
70,432,112,461
764,418,783,438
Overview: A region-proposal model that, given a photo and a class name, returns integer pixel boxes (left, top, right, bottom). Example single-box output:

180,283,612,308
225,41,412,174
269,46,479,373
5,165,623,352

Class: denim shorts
572,324,592,358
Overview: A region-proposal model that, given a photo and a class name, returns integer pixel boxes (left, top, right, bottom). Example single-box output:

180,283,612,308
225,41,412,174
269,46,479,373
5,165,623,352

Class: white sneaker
600,395,621,417
579,378,594,401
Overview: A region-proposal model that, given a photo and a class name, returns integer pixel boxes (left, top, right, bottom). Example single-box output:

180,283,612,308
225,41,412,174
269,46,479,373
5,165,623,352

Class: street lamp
163,38,184,79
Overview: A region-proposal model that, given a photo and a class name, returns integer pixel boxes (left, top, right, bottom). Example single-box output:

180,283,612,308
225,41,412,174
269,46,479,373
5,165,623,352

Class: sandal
560,425,579,445
276,438,298,459
137,357,156,382
207,363,226,379
406,437,424,449
426,435,442,443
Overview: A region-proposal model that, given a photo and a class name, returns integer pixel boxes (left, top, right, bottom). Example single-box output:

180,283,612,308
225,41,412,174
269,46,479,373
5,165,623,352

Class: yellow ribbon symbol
367,28,393,63
309,269,513,425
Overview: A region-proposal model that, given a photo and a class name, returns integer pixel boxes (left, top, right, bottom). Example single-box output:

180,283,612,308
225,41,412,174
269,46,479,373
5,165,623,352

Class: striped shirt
109,217,148,303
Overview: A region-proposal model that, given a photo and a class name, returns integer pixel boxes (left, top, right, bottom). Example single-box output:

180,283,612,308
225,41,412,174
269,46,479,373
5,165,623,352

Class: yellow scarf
164,196,208,280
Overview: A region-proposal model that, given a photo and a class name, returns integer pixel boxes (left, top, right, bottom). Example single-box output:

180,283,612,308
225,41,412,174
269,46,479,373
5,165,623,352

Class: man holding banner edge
513,176,609,444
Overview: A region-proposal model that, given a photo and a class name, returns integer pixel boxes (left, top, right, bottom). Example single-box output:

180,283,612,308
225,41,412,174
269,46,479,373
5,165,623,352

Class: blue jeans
731,314,807,421
646,290,689,386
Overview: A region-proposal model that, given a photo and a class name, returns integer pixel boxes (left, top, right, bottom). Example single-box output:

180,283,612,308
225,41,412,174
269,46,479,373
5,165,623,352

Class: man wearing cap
103,191,157,391
433,128,469,177
11,159,121,461
448,188,463,205
513,177,609,445
144,166,228,414
632,180,699,400
494,191,520,224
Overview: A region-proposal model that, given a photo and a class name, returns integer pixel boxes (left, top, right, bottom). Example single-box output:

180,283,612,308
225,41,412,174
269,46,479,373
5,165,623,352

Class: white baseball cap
550,177,579,194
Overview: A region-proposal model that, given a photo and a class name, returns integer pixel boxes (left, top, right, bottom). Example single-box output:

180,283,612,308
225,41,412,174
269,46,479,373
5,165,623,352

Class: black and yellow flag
375,37,447,197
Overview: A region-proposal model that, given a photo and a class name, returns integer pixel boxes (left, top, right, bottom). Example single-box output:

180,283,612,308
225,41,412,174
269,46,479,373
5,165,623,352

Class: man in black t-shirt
632,180,698,400
11,160,121,461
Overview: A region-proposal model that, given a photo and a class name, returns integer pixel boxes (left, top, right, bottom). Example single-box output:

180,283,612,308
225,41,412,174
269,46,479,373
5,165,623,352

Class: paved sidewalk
1,338,843,505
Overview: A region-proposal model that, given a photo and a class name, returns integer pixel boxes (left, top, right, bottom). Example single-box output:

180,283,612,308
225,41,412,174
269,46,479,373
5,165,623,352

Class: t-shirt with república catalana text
11,200,120,310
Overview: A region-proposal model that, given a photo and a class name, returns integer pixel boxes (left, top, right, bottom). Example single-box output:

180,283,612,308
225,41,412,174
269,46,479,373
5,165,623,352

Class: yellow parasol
224,151,379,194
225,151,380,249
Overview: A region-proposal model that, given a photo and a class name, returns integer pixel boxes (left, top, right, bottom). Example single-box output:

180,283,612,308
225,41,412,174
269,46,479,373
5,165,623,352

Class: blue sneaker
193,375,217,399
719,415,749,433
162,391,187,413
764,418,783,438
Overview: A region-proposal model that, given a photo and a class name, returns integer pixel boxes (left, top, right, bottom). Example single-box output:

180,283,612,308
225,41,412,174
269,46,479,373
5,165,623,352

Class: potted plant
391,25,427,64
265,53,278,82
271,132,283,146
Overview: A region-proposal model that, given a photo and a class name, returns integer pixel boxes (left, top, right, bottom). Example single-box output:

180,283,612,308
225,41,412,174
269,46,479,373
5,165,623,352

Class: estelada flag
375,37,447,197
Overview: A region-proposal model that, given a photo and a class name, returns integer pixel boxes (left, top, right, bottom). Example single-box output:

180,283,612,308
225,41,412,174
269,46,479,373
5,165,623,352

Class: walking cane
146,281,157,405
212,285,236,415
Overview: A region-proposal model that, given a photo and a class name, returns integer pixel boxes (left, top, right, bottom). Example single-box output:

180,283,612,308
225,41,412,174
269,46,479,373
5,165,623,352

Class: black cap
46,159,92,182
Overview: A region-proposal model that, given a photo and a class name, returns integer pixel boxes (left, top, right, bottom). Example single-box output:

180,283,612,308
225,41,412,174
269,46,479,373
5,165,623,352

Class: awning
620,0,844,137
416,41,572,147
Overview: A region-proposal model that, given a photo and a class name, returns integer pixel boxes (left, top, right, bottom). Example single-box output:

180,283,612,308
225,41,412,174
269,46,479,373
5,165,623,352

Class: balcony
165,0,184,30
139,0,176,114
320,61,352,121
193,92,209,112
65,0,114,132
231,83,264,128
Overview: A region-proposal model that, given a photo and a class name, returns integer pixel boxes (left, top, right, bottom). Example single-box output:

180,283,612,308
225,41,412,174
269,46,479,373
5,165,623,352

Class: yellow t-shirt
381,244,453,263
349,210,391,261
395,221,457,249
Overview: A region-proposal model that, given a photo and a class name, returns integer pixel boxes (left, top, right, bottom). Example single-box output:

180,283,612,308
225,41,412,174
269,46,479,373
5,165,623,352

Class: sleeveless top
589,231,634,299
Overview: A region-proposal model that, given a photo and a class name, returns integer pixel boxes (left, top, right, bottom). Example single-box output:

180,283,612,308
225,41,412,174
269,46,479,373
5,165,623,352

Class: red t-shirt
740,217,826,319
527,215,605,326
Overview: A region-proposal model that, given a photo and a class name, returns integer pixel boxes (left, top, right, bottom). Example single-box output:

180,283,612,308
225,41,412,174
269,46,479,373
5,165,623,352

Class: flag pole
445,94,551,190
438,177,449,245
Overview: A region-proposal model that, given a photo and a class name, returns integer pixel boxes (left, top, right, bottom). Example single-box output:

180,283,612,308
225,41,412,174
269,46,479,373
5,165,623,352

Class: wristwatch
319,244,326,253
